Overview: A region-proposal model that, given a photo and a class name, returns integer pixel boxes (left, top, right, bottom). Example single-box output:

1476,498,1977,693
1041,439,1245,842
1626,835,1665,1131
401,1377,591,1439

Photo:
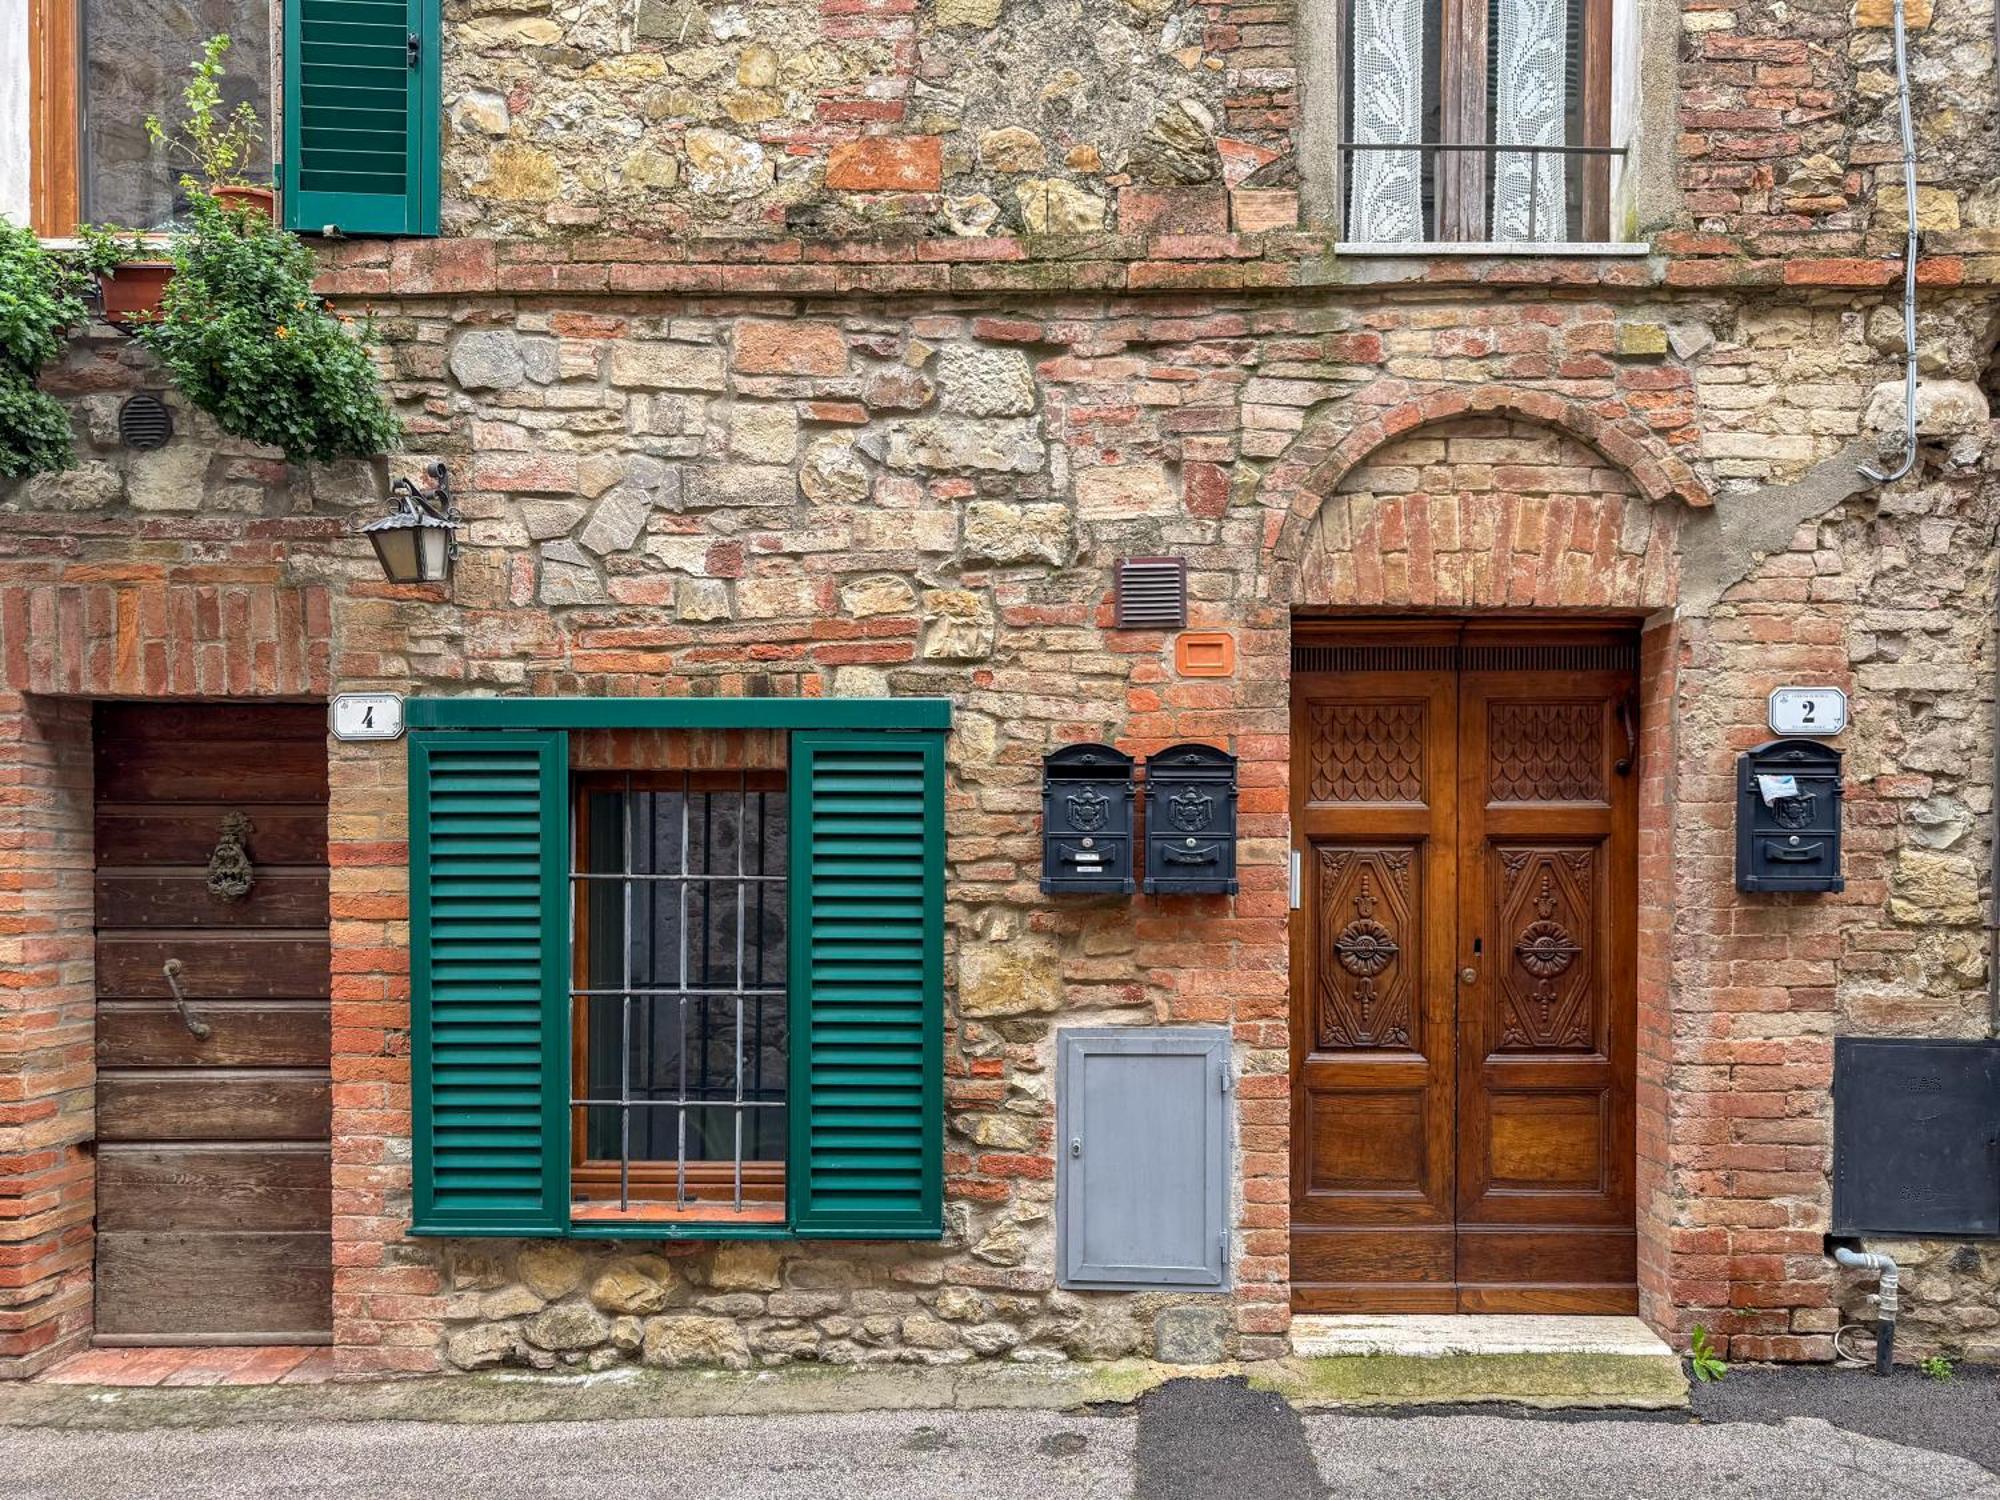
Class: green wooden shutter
789,731,946,1238
409,730,568,1235
283,0,441,236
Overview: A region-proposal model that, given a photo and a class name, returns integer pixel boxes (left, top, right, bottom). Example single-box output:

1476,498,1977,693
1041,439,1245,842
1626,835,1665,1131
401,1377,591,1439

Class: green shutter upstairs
789,731,946,1239
409,730,568,1235
283,0,440,235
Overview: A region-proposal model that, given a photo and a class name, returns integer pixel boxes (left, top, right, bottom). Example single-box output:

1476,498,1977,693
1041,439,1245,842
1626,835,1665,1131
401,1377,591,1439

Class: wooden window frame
1341,0,1614,243
568,767,789,1224
27,0,79,236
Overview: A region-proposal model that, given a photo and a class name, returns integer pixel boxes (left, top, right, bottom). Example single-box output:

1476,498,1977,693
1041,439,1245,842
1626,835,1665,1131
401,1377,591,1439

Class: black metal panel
1042,743,1136,895
1142,743,1238,896
1736,738,1844,893
1833,1037,2000,1237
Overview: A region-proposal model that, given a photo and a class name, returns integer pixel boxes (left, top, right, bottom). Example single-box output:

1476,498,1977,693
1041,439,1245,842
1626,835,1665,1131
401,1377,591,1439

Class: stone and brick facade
4,0,2000,1379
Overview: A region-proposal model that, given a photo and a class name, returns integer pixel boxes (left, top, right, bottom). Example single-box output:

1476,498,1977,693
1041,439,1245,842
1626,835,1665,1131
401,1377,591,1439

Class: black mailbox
1042,743,1136,894
1736,738,1843,893
1143,743,1239,896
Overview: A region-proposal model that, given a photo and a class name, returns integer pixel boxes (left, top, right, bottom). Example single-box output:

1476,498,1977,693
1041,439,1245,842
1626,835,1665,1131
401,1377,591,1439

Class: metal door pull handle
161,959,211,1040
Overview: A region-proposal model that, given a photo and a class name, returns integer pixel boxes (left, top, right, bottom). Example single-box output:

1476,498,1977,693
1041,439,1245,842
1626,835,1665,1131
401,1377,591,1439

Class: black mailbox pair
1042,742,1238,896
1736,738,1843,893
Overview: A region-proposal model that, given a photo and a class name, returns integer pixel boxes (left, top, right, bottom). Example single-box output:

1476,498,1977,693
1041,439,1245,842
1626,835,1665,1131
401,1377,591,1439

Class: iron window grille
570,769,788,1220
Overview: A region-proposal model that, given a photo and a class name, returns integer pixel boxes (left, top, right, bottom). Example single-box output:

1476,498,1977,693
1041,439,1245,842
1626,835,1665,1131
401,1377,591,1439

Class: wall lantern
1142,743,1239,896
363,463,457,584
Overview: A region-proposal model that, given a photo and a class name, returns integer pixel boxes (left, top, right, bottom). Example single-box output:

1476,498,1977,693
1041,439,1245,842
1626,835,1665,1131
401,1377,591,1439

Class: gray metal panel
1057,1026,1230,1291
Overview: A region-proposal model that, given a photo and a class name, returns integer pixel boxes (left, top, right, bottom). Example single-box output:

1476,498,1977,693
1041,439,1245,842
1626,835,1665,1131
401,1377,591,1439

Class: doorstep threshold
1290,1314,1673,1359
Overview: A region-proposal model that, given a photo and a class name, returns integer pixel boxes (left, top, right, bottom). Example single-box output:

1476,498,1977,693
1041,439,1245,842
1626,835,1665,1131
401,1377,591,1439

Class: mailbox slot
1143,743,1239,896
1735,737,1844,893
1042,743,1137,895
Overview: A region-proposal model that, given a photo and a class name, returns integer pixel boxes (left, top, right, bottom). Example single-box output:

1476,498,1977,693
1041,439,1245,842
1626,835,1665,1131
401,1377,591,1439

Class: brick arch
1283,413,1683,613
1265,383,1711,599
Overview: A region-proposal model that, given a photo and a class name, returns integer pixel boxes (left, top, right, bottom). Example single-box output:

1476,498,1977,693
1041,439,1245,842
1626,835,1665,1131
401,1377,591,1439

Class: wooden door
93,704,333,1344
1290,625,1637,1314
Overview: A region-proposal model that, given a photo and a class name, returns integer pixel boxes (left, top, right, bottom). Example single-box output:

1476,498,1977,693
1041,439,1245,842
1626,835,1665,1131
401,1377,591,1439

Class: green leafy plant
71,224,156,278
1688,1324,1727,1382
134,191,400,464
1921,1353,1954,1381
0,221,91,478
145,34,264,189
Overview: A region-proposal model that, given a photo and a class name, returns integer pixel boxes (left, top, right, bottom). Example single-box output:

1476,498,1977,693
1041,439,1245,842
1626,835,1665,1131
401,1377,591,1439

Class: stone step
1264,1314,1688,1410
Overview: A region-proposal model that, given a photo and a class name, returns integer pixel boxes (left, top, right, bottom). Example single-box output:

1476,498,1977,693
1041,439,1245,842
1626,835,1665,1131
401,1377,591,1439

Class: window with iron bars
571,769,789,1225
1340,0,1618,245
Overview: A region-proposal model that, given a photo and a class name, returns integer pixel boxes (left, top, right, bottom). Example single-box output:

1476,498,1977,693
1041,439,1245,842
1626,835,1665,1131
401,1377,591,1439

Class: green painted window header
405,697,954,732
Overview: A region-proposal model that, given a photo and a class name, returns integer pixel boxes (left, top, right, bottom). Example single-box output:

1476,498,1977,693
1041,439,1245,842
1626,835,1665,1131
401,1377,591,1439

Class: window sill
1333,240,1650,257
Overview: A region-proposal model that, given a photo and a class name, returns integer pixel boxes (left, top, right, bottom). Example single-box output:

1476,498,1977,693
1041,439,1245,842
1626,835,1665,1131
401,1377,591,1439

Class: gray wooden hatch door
1057,1027,1231,1291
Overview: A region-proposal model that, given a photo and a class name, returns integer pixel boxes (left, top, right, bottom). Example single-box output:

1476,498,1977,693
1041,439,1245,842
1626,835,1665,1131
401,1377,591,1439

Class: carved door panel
1455,662,1637,1313
1289,625,1637,1315
1289,660,1459,1312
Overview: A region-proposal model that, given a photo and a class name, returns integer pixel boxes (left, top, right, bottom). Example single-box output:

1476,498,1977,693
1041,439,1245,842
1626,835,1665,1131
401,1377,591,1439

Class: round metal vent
118,394,173,451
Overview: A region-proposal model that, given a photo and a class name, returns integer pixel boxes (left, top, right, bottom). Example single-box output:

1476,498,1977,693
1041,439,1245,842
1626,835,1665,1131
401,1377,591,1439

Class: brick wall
1,263,1997,1370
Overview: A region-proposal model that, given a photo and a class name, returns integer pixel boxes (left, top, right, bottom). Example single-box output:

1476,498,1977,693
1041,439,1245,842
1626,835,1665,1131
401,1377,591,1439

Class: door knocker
206,812,255,902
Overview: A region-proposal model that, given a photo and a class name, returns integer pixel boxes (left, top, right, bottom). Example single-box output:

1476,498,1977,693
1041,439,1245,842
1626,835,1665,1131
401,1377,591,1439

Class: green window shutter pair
408,728,946,1239
282,0,441,236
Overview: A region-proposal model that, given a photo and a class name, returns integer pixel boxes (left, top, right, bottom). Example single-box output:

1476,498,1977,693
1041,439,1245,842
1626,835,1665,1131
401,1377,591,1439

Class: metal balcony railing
1337,141,1629,246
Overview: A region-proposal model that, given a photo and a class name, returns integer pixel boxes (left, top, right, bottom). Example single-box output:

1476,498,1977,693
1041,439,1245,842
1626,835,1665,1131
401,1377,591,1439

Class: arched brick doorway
1271,410,1689,1333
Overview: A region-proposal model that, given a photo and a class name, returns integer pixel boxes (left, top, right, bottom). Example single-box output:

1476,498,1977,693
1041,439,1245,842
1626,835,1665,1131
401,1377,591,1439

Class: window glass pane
82,3,272,228
574,774,789,1206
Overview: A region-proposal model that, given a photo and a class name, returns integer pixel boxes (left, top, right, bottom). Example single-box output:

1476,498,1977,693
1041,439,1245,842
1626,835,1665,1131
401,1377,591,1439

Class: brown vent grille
1293,641,1638,674
118,394,173,451
1114,557,1188,630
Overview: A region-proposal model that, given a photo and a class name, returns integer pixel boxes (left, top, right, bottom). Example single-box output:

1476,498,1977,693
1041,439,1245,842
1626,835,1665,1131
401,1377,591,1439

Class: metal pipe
1990,570,2000,1035
1859,0,1920,486
1832,1244,1900,1375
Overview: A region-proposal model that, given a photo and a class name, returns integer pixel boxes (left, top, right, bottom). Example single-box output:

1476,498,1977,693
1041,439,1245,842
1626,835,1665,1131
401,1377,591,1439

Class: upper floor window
25,2,273,235
1341,0,1615,245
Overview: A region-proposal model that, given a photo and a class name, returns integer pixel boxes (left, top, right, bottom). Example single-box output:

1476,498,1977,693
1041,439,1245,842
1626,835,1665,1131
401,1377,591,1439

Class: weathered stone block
687,464,797,507
578,488,655,555
958,936,1061,1016
825,137,944,192
921,588,997,660
1016,178,1107,234
732,320,848,377
608,342,728,391
516,1244,588,1301
882,419,1043,473
1154,1305,1230,1364
978,127,1046,174
938,347,1037,417
963,501,1071,566
800,438,871,503
641,1315,752,1369
709,1240,785,1292
1075,462,1179,519
524,1303,612,1351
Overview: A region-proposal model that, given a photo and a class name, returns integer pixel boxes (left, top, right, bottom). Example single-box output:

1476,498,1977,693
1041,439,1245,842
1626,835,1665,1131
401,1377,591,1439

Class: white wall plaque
1768,686,1848,738
331,693,406,742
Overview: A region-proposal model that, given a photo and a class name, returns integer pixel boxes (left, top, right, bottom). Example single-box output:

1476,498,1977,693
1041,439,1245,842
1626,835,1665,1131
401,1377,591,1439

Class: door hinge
1220,1068,1232,1094
1288,847,1301,910
407,31,422,68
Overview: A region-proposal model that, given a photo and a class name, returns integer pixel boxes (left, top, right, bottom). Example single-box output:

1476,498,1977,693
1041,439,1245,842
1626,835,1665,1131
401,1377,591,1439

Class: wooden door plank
96,1002,331,1068
95,935,331,1000
93,739,329,803
96,1070,330,1143
95,805,330,866
95,871,330,929
96,1146,331,1232
94,702,329,744
94,1232,332,1340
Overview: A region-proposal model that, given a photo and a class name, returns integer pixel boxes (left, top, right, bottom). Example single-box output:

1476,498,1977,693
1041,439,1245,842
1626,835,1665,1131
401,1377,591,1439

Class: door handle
161,959,212,1040
1459,967,1478,985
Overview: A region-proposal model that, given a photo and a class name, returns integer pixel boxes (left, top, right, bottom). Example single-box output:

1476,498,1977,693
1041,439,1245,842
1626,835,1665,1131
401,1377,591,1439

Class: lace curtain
1493,0,1569,241
1346,0,1425,242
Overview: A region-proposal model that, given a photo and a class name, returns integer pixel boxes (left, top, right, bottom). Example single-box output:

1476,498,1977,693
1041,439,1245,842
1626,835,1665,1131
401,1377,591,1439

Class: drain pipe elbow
1833,1244,1900,1375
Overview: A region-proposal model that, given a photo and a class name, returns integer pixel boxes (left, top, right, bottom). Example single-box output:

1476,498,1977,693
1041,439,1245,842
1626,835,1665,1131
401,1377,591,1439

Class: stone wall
4,268,2000,1374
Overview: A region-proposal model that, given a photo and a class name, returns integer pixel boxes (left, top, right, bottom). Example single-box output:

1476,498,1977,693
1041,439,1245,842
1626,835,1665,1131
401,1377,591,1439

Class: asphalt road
5,1372,1998,1500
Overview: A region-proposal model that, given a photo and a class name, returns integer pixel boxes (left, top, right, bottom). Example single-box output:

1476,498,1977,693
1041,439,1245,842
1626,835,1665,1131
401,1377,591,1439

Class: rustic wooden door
92,703,333,1344
1290,624,1637,1314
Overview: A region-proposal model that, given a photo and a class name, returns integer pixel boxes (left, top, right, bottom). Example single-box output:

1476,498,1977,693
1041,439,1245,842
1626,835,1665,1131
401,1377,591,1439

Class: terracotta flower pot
212,184,278,221
96,262,176,327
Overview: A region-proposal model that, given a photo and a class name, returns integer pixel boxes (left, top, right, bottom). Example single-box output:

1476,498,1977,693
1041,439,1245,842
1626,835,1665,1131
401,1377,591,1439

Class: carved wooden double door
1289,624,1638,1313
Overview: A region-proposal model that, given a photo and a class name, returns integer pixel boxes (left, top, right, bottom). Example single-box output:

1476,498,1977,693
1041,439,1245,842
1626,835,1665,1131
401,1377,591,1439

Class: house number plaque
1767,686,1848,738
331,693,406,742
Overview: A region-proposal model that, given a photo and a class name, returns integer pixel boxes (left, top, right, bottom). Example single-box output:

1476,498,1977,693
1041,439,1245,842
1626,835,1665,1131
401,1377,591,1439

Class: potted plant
0,221,91,478
147,34,273,220
74,224,175,327
134,191,401,464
